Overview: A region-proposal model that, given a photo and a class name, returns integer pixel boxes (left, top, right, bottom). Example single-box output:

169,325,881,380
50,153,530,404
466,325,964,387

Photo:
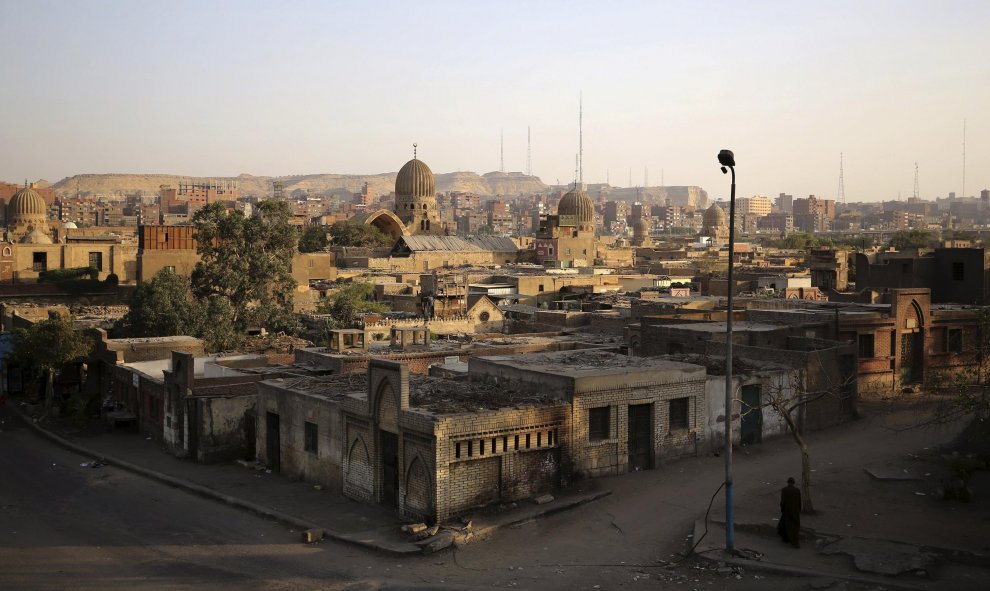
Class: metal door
740,385,763,445
900,332,922,384
628,404,653,470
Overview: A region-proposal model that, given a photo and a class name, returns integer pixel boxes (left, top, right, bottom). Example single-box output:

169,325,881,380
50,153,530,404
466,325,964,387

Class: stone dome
633,217,650,235
557,187,595,224
395,158,435,198
20,227,53,244
63,221,78,229
8,186,47,218
703,203,727,226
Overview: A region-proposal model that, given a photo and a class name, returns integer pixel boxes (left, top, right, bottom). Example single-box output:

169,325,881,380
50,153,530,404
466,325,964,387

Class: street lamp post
718,149,737,553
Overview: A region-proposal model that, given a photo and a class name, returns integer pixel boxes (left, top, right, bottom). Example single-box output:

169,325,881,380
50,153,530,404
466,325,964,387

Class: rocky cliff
50,170,548,198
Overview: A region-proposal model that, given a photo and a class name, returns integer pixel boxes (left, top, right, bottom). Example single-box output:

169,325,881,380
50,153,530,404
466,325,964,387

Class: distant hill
50,170,549,198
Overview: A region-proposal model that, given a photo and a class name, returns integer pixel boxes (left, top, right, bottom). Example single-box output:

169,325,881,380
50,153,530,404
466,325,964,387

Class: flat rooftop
408,375,556,414
665,321,784,333
475,349,704,380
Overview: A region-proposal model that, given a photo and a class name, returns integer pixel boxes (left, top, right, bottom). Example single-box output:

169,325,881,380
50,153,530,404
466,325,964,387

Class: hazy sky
1,0,987,201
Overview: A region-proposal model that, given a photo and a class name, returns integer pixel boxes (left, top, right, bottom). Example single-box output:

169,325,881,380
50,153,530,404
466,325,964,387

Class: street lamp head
718,149,735,167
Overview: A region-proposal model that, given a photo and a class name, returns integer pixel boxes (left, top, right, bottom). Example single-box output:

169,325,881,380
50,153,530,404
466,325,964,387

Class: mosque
1,183,137,282
352,150,447,240
534,184,598,268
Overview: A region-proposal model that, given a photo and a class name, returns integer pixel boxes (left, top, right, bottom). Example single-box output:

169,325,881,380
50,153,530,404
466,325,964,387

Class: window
164,265,176,273
538,284,545,292
32,252,47,272
88,252,103,271
304,421,318,454
588,406,610,441
947,329,963,353
669,398,689,430
858,334,875,358
952,261,965,281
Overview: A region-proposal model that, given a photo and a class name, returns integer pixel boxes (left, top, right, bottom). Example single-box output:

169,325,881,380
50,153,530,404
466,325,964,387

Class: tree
316,281,390,329
191,200,298,335
298,225,329,253
328,220,392,248
888,229,933,251
742,362,855,514
117,269,203,338
7,315,93,411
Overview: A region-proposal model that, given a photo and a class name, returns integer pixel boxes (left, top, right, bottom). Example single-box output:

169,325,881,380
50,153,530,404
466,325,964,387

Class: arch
344,435,373,498
2,247,10,257
375,378,399,429
909,299,925,328
403,454,433,515
359,209,408,241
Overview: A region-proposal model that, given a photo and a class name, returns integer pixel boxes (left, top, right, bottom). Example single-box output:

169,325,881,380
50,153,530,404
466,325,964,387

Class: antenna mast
962,118,967,199
578,92,583,185
913,162,920,200
500,129,505,173
526,126,532,176
838,152,845,204
645,167,649,188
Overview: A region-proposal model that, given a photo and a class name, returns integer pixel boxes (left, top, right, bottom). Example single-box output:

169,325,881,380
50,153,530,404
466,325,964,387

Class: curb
691,520,936,591
6,403,609,557
5,403,420,557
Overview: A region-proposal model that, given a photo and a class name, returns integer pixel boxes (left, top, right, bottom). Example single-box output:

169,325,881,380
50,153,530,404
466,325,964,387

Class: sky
1,0,988,202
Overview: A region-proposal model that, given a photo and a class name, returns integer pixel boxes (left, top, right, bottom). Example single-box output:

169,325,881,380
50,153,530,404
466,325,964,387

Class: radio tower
837,152,845,204
526,126,532,176
500,129,505,173
913,162,920,200
962,118,967,199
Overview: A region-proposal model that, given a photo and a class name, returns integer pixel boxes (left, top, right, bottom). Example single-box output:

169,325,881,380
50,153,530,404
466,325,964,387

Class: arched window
2,247,10,257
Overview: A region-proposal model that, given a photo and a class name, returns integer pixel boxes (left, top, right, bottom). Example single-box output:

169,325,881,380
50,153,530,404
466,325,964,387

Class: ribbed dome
703,203,727,226
8,186,47,217
395,158,435,197
557,188,595,223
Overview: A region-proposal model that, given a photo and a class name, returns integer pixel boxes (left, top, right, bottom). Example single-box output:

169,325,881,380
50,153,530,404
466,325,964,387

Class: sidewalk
8,404,610,557
691,519,988,591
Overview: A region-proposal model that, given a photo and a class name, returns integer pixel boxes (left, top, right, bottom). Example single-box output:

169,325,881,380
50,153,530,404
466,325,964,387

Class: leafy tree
888,229,933,251
298,225,329,253
8,315,93,411
316,281,390,328
117,269,203,338
200,295,241,352
328,220,392,248
191,200,299,334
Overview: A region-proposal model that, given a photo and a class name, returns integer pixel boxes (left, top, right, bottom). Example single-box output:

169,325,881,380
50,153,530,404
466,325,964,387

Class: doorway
380,430,399,506
627,404,653,471
266,412,280,473
900,332,923,384
740,385,763,445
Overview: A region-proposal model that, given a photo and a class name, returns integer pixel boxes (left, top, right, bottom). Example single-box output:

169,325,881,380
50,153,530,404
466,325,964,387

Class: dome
63,221,78,229
633,218,650,235
703,203,727,226
395,158,435,198
8,186,47,218
20,227,53,245
557,187,595,223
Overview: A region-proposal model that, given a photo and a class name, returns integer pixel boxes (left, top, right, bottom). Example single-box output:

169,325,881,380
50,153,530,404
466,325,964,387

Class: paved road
0,408,367,591
2,401,968,590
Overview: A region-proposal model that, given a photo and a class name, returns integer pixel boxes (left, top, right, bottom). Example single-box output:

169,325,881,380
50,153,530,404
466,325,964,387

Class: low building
255,350,708,522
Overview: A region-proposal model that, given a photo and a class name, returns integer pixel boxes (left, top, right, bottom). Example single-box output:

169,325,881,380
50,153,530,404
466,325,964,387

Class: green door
740,385,762,445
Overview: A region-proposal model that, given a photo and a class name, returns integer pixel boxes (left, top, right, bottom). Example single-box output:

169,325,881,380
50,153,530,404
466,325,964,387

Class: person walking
777,476,802,548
